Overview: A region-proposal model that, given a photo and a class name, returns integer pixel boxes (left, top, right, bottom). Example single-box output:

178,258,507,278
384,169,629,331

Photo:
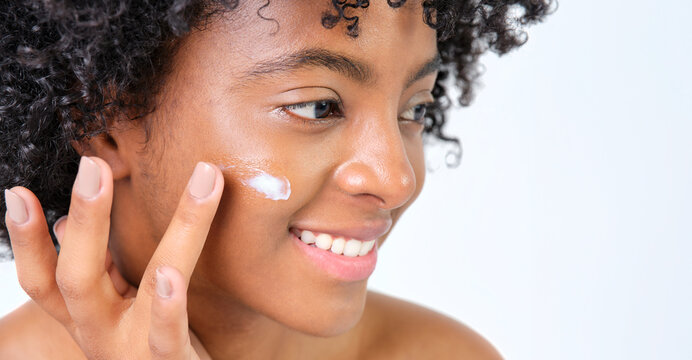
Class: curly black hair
0,0,555,257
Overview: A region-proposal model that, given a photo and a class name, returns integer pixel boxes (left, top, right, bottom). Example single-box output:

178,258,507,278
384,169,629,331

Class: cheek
109,142,203,285
198,149,333,268
193,158,369,334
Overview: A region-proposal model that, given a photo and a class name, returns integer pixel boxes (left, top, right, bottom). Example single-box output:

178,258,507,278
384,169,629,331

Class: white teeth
330,237,346,254
300,230,316,244
297,229,375,257
315,233,333,250
359,240,375,256
343,239,362,257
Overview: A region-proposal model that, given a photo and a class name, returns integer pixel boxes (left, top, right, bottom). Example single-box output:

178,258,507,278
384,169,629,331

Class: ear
71,130,130,180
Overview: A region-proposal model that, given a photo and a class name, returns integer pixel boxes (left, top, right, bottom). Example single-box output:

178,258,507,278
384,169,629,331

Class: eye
283,99,343,120
400,102,431,123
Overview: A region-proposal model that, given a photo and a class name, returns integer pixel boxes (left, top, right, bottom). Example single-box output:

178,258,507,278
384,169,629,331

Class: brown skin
0,1,503,359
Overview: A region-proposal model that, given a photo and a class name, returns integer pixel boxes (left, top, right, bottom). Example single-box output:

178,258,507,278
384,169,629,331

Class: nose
334,114,417,210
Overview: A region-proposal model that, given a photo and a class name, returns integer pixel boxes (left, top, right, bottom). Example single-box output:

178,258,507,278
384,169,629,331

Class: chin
295,296,367,338
269,280,370,338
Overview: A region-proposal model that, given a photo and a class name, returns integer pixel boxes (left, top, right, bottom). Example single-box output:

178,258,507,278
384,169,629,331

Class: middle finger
56,156,122,326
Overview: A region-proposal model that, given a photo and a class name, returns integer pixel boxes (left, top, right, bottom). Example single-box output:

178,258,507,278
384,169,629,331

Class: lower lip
291,232,378,282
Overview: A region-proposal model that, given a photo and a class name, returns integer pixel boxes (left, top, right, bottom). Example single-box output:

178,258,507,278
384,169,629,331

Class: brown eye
400,103,429,123
284,99,342,120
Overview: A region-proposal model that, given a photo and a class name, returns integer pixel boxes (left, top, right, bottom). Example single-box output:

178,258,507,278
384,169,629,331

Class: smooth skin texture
0,1,503,359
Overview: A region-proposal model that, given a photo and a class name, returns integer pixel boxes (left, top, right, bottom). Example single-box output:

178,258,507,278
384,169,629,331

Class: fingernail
189,162,215,199
4,189,28,224
156,267,172,299
52,215,67,241
75,156,101,199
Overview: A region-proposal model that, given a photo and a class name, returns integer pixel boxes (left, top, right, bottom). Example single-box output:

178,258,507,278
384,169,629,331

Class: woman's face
108,0,438,336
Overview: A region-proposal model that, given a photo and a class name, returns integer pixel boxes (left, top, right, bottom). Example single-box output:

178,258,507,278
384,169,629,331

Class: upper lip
290,218,393,242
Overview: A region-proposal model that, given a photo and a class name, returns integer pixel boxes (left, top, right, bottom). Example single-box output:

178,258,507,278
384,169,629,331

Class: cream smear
218,164,291,201
244,171,291,200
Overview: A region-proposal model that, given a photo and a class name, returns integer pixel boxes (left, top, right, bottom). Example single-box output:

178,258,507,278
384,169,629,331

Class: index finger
137,162,224,300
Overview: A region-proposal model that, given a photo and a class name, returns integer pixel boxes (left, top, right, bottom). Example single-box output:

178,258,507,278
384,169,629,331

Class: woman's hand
3,156,223,360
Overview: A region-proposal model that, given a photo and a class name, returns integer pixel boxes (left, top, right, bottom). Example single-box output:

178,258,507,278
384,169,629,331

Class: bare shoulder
0,301,85,360
360,290,504,360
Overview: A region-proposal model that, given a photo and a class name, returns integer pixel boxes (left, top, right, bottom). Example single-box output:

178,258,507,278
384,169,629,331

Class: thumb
149,266,199,360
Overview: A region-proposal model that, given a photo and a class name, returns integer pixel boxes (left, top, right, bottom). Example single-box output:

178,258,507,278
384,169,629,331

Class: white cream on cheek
217,164,291,201
243,171,291,201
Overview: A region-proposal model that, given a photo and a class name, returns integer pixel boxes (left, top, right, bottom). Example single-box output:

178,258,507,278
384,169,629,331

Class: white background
2,0,691,359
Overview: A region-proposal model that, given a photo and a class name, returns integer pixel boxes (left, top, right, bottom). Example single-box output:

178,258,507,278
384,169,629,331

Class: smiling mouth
290,228,377,257
289,226,379,282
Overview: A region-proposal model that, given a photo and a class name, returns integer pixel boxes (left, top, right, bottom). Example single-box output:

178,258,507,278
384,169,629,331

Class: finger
55,215,135,297
189,330,212,360
4,187,72,326
149,266,199,360
106,251,136,297
55,156,121,326
138,162,223,300
52,215,67,243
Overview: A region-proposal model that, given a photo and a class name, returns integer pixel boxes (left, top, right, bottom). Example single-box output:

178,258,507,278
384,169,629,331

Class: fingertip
52,215,67,244
4,186,47,229
87,156,114,180
155,266,186,300
149,266,190,357
155,267,173,299
73,156,114,200
6,186,36,208
4,188,63,316
4,188,29,225
189,162,217,200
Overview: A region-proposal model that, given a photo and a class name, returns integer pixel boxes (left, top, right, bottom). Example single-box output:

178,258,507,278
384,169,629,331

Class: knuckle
55,268,88,301
140,271,160,298
17,274,55,302
19,281,46,301
175,206,203,229
148,336,176,359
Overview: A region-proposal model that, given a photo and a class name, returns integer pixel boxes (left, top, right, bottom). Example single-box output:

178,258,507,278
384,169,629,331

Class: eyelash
282,98,344,125
281,98,434,126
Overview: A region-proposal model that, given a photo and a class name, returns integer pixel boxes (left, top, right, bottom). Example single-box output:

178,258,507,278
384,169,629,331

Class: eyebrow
242,47,442,89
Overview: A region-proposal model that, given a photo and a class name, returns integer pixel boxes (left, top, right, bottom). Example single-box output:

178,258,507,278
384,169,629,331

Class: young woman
0,0,552,358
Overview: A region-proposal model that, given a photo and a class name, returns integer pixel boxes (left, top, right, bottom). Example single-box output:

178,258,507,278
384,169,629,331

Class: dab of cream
217,164,291,201
244,171,291,201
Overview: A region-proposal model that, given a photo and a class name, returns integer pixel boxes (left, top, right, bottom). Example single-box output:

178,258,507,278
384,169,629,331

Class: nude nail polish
4,189,28,224
75,156,101,199
156,268,172,299
189,162,215,199
52,215,67,240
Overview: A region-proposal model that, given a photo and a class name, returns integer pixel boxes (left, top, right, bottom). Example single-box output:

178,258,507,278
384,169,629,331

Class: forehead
203,0,438,74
